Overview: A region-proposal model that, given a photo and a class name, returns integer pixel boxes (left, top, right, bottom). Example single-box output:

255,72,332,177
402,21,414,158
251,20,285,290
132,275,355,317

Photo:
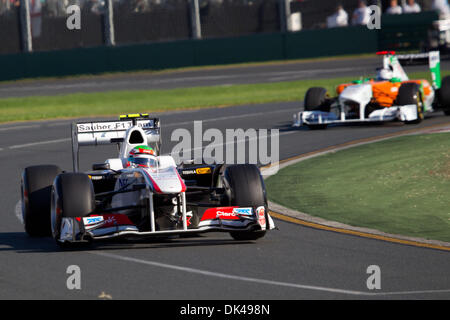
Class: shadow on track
275,120,409,133
88,237,253,252
0,231,253,253
0,232,58,253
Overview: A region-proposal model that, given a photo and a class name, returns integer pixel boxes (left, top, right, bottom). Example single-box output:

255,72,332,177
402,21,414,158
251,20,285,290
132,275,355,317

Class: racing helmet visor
129,156,158,168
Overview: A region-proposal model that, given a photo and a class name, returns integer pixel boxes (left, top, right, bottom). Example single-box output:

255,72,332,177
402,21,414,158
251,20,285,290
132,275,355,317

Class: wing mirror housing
92,163,110,171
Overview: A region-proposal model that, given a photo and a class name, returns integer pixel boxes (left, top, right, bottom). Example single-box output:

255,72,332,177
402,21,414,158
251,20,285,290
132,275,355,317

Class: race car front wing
57,205,275,243
292,104,419,127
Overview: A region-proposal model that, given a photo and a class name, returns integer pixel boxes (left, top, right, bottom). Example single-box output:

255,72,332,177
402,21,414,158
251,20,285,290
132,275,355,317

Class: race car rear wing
71,114,161,172
377,51,441,89
396,51,441,89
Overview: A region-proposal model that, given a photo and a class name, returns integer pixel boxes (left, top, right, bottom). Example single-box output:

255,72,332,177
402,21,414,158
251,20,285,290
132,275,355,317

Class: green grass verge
0,71,447,123
265,133,450,242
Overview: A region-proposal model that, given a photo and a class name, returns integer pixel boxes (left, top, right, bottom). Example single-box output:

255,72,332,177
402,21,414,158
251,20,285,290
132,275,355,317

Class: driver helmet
376,67,394,81
126,145,158,169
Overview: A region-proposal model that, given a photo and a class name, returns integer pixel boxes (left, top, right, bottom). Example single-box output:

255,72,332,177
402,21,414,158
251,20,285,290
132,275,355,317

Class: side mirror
92,163,110,171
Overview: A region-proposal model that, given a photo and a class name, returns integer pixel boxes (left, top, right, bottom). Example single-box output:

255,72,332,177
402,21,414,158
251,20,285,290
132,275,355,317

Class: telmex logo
83,216,103,225
233,208,252,216
104,216,117,225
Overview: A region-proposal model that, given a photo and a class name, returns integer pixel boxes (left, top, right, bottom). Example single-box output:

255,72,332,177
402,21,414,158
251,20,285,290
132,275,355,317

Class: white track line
91,251,450,297
0,124,40,132
91,251,371,296
8,138,71,149
163,107,299,128
374,288,450,296
176,130,294,155
0,67,358,94
1,106,298,150
15,200,23,224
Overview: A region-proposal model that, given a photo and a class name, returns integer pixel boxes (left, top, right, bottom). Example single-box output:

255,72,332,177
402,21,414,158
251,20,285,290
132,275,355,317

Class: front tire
304,87,330,112
396,82,424,124
21,165,62,237
51,173,95,243
221,164,267,241
304,87,330,129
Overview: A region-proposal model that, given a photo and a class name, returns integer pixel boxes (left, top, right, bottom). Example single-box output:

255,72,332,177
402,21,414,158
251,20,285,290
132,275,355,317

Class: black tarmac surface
0,101,449,299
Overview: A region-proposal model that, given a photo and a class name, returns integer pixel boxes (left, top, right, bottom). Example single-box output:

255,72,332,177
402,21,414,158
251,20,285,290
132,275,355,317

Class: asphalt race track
0,57,449,299
2,56,450,98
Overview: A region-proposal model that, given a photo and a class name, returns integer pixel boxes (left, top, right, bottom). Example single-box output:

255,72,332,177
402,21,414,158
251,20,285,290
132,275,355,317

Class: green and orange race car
293,51,450,129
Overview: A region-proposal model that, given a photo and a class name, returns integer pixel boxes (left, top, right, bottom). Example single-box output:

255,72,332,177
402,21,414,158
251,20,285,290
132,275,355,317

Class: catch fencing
0,0,442,54
0,0,287,54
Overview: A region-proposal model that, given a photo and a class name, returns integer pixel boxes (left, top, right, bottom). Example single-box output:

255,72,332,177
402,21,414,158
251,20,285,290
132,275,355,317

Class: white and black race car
20,114,275,247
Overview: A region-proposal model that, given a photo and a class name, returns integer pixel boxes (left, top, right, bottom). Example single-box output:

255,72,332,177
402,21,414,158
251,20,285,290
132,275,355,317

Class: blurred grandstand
291,0,438,29
0,0,444,54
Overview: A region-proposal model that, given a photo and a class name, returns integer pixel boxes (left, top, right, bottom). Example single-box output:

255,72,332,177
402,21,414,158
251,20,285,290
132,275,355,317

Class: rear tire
396,82,424,124
51,173,95,243
438,76,450,115
21,165,62,237
304,87,330,112
221,164,267,241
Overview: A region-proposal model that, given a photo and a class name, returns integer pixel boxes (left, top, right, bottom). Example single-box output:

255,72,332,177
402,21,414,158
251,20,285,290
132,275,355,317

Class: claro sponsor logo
216,211,238,218
201,207,254,221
